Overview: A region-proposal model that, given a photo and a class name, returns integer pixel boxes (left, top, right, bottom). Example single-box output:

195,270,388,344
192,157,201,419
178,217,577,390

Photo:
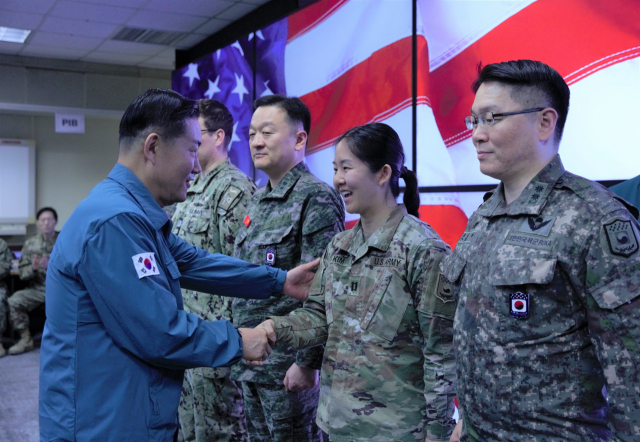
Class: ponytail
400,167,420,217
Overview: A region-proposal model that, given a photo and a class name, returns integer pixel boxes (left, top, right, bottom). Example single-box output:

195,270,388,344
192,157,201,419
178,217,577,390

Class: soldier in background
171,99,256,442
256,122,457,442
0,237,11,357
232,95,345,441
447,60,640,441
7,207,58,355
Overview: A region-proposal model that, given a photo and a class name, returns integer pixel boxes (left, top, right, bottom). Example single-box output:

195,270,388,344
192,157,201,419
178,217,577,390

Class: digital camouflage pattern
445,156,640,441
231,161,345,383
171,159,255,442
271,205,457,442
9,232,58,330
0,238,11,334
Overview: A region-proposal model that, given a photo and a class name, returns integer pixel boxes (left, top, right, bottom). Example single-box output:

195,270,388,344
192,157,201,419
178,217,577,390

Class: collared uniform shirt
271,205,457,442
39,164,286,442
232,161,345,383
172,159,256,379
0,238,10,287
19,231,58,292
444,156,640,441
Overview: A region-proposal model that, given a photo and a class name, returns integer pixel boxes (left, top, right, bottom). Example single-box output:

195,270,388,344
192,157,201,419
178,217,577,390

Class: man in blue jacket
39,89,317,442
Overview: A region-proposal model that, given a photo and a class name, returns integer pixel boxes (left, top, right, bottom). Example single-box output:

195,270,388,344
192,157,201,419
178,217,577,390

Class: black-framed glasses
200,129,212,134
465,108,545,130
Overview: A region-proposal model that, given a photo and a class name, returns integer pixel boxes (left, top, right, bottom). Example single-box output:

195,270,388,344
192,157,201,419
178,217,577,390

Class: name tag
370,257,403,267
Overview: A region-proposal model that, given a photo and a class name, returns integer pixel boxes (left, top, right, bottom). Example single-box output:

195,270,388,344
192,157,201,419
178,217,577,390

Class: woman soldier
253,123,457,442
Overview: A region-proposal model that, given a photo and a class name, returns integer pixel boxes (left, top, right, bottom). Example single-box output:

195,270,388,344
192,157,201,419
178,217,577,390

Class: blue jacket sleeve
168,232,286,299
77,214,248,370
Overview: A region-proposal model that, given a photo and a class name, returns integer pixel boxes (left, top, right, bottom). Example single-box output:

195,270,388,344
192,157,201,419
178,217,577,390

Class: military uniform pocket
183,216,208,234
360,269,410,341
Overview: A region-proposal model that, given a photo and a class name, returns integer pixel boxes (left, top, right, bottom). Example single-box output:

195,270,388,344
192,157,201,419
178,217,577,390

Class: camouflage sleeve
0,240,11,280
582,212,640,441
216,183,254,258
18,240,35,281
412,240,457,441
295,190,344,368
271,251,330,350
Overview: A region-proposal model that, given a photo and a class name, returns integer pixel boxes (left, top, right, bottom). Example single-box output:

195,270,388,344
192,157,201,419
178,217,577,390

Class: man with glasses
445,60,640,441
171,99,256,442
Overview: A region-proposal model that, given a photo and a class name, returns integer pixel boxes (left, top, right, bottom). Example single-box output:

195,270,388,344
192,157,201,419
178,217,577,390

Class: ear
377,164,392,187
538,108,558,143
143,133,160,164
213,129,226,149
294,130,308,152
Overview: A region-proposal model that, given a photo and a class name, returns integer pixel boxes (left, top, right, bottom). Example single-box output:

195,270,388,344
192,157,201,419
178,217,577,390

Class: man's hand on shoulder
282,258,320,301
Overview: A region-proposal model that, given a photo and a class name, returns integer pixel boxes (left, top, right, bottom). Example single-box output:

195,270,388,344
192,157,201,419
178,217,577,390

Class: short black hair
253,94,311,135
198,99,234,148
37,207,57,222
472,60,570,143
119,88,199,147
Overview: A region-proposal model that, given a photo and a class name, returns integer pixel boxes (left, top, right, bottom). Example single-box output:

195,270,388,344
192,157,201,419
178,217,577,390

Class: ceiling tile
0,0,56,14
82,51,150,65
0,10,44,30
19,45,89,59
126,10,208,33
139,56,175,70
27,31,103,50
77,0,148,7
0,41,23,55
144,0,234,18
97,39,167,56
39,17,117,38
193,18,230,36
215,2,257,21
173,33,206,50
49,1,136,25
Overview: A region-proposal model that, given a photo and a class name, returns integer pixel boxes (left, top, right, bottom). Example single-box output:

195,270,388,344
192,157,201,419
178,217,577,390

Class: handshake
239,319,277,366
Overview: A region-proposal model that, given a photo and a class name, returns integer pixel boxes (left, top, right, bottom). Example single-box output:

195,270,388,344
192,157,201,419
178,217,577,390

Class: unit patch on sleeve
219,185,243,211
435,273,454,303
132,252,160,279
604,219,639,257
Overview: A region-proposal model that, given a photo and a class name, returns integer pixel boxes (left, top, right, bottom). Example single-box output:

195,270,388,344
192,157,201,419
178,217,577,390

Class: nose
250,133,264,149
471,124,488,146
193,157,202,174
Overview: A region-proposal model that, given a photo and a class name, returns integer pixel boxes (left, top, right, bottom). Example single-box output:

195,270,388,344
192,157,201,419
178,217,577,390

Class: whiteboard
0,139,36,230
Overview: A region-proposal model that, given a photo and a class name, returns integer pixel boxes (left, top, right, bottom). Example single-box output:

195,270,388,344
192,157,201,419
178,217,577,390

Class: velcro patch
604,219,638,257
219,185,243,211
519,216,555,237
132,252,160,279
435,273,454,303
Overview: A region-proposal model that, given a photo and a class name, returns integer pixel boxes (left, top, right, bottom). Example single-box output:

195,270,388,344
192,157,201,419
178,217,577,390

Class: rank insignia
509,292,529,319
435,273,454,303
244,215,251,227
604,219,638,257
265,248,276,266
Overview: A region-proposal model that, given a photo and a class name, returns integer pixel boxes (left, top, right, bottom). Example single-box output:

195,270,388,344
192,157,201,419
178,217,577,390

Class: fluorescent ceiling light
0,27,31,43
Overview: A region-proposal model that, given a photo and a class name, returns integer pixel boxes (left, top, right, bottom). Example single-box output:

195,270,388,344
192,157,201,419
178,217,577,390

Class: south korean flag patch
132,252,160,279
509,292,529,319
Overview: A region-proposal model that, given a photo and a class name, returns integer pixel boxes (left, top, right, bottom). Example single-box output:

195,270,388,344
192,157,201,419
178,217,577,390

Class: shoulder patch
218,185,243,211
435,273,454,304
132,252,160,279
604,219,638,257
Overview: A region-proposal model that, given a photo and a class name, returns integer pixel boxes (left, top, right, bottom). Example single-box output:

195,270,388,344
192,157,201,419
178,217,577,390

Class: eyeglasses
465,108,545,130
200,129,212,134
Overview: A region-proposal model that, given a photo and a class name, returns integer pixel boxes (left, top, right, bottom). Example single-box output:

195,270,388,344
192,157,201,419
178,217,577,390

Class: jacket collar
477,154,565,217
188,159,230,196
108,164,170,234
336,205,407,261
261,161,307,200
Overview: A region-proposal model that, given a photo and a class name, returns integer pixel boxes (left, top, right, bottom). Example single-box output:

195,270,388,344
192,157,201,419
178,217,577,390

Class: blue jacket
39,164,286,441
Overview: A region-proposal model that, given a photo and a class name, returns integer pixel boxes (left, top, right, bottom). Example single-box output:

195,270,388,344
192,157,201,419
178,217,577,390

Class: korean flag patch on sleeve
132,252,160,279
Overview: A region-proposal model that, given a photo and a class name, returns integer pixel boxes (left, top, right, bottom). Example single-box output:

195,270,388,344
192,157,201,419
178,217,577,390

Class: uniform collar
477,154,565,217
108,164,170,234
336,205,407,259
188,159,230,195
261,161,306,200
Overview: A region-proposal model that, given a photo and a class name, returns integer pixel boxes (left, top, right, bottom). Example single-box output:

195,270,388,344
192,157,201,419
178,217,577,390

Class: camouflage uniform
171,159,256,442
444,155,640,441
9,232,57,331
270,205,457,442
232,161,345,441
0,238,12,335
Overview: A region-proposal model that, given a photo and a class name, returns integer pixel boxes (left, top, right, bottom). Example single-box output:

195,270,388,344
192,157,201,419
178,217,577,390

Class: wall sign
55,113,85,133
